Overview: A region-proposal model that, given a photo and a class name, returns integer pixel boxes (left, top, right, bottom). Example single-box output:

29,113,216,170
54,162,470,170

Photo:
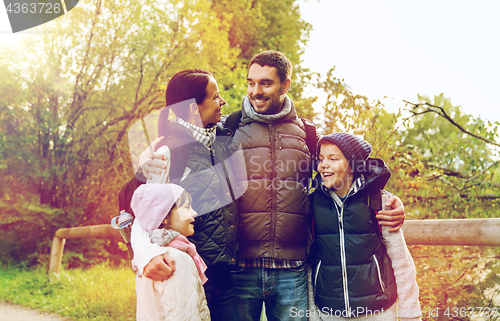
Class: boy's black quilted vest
310,160,398,317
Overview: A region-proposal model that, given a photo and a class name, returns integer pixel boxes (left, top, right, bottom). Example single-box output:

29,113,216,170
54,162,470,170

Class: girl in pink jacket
131,183,210,321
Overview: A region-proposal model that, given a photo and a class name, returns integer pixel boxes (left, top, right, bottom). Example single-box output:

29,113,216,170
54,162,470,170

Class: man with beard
228,51,405,321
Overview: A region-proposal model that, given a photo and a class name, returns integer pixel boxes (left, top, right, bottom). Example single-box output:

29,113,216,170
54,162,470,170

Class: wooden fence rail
401,218,500,246
48,218,500,281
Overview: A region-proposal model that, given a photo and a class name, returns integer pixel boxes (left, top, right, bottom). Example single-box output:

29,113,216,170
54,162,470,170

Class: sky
299,0,500,123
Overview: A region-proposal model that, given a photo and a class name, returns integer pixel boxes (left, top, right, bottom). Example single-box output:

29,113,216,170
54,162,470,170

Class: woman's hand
138,136,168,179
376,195,405,232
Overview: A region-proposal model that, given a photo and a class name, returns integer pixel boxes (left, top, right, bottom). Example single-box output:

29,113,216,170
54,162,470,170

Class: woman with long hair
131,69,242,321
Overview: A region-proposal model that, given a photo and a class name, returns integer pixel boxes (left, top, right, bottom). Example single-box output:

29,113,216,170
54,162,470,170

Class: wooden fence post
48,236,66,283
48,224,120,282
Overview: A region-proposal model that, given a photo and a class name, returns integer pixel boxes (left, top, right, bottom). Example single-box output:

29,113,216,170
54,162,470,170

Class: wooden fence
48,218,500,281
49,225,121,282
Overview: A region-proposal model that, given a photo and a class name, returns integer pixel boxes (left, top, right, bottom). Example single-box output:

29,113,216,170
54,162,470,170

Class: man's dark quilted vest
311,182,398,317
160,121,239,272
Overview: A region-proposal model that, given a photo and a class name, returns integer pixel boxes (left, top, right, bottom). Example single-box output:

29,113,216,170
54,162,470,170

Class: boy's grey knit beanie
318,132,372,175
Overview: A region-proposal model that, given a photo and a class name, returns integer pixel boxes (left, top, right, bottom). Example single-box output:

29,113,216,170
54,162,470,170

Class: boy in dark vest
309,133,421,320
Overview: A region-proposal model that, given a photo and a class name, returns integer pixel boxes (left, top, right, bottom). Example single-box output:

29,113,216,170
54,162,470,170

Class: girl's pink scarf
169,235,208,284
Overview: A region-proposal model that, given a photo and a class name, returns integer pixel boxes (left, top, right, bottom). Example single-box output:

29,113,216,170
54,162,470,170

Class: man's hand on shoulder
143,252,176,281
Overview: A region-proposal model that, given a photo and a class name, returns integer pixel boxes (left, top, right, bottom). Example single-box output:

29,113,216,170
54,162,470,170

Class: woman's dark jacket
158,121,243,274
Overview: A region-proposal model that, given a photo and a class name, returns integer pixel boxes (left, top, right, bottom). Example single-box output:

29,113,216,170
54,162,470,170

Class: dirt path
0,300,73,321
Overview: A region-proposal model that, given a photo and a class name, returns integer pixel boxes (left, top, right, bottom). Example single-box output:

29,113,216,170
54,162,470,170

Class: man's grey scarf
242,95,292,123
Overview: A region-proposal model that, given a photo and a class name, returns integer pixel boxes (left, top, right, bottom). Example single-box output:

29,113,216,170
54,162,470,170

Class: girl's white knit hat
131,183,185,232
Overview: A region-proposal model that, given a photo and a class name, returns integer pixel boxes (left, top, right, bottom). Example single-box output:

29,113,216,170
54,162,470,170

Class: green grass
0,263,136,321
0,262,274,320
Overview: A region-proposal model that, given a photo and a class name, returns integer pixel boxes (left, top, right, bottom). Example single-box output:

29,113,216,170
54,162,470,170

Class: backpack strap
299,117,317,191
299,117,317,160
368,188,384,237
224,110,242,136
368,188,383,212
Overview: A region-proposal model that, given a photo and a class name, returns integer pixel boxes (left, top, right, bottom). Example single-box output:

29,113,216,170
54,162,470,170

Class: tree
381,94,500,218
384,96,500,318
312,66,385,135
314,66,500,317
0,0,315,265
0,0,239,264
207,0,315,116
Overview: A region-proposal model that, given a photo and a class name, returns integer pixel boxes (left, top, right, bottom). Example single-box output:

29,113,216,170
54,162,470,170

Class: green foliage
383,96,500,320
315,76,500,215
381,97,500,320
0,0,311,265
379,94,500,220
308,67,384,134
0,199,65,266
208,0,314,115
0,263,136,320
316,70,500,319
